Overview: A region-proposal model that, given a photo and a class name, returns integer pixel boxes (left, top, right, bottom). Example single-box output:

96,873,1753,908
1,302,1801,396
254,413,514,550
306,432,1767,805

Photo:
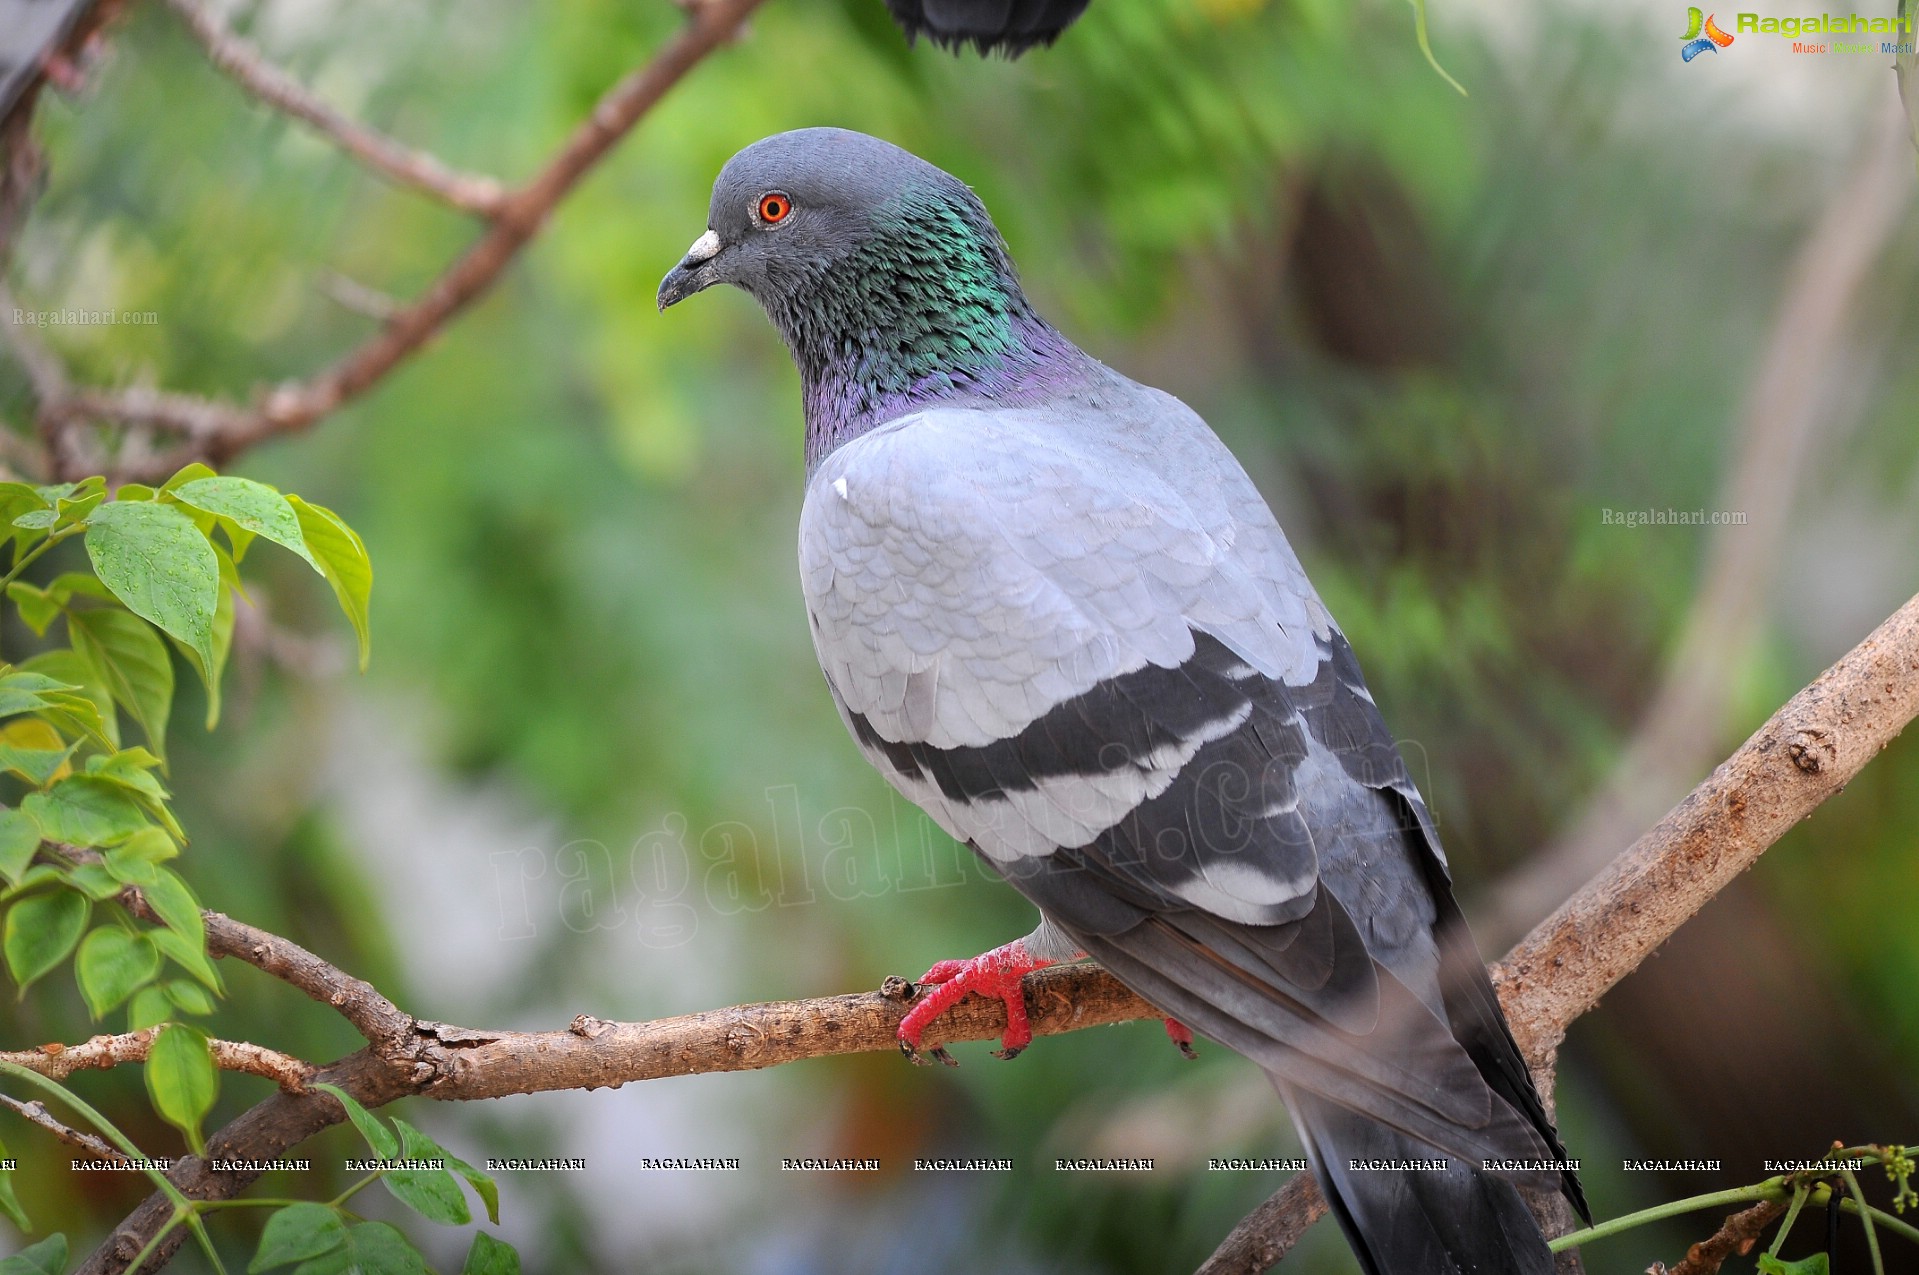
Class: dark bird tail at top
882,0,1092,56
1284,1087,1559,1275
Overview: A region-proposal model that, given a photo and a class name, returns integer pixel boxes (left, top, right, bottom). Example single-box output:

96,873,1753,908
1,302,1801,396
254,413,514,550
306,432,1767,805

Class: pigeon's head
656,128,1020,320
659,128,1083,463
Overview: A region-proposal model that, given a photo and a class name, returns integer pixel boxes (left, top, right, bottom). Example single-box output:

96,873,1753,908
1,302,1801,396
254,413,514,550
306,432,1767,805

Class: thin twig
197,910,413,1050
163,0,506,217
0,1030,313,1091
39,0,771,482
1664,1198,1789,1275
0,1092,128,1162
41,842,413,1048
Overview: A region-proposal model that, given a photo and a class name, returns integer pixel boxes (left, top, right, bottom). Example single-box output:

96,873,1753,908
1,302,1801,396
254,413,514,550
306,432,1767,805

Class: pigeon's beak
657,229,724,311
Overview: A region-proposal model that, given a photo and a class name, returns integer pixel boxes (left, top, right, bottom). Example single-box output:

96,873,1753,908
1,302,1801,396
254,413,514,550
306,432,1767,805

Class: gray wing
800,399,1567,1175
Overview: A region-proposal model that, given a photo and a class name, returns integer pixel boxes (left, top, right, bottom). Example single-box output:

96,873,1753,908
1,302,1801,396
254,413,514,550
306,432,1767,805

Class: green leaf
0,1233,66,1275
0,808,42,884
4,888,87,990
1757,1255,1830,1274
249,1202,346,1272
12,510,56,531
170,577,235,731
17,652,117,750
7,583,60,636
0,1132,27,1231
311,1083,398,1160
287,497,371,671
160,464,218,493
149,921,220,994
46,573,117,604
0,670,83,720
290,1222,425,1275
0,483,49,527
55,491,105,528
67,610,174,761
0,719,79,787
82,751,183,842
127,983,173,1030
163,977,216,1015
0,864,59,903
22,777,151,847
460,1233,519,1275
65,863,124,900
142,867,217,991
448,1150,501,1225
84,501,220,676
172,478,320,572
102,832,170,887
145,1022,218,1153
383,1119,470,1225
75,925,161,1017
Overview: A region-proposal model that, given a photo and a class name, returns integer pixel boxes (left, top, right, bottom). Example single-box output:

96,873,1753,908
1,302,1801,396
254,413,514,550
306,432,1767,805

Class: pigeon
659,127,1586,1274
882,0,1090,55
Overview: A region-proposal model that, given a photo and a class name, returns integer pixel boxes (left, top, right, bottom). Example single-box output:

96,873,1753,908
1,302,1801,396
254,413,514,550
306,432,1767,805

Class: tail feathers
1285,1086,1557,1275
883,0,1092,55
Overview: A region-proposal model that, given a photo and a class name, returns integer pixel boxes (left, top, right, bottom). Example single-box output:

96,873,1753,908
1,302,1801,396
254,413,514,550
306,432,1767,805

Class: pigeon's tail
882,0,1092,56
1281,1084,1558,1275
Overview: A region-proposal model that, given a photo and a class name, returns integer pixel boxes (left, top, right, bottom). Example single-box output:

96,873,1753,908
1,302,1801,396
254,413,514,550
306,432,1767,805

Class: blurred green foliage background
2,0,1916,1270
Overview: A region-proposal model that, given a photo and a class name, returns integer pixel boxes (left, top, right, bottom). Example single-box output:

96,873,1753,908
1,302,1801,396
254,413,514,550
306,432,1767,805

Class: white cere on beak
684,229,721,264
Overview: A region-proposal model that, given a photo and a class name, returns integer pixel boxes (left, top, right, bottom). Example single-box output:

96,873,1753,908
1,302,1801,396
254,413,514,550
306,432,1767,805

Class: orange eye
757,192,792,224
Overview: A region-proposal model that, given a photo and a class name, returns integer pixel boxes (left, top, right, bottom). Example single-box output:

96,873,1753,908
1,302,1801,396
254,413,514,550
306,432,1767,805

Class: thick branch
422,968,1155,1099
1489,589,1919,1063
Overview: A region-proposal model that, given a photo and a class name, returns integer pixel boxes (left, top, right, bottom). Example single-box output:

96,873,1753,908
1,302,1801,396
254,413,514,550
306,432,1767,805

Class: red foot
898,939,1053,1064
39,52,86,94
1164,1017,1198,1060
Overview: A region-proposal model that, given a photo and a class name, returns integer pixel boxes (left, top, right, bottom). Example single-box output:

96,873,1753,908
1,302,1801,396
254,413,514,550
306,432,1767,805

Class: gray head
658,128,1087,465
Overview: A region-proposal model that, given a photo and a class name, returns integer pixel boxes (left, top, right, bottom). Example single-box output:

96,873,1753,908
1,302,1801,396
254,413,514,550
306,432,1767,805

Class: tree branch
162,0,507,218
0,1030,312,1092
16,0,771,482
1660,1198,1789,1275
0,1093,127,1163
196,909,412,1050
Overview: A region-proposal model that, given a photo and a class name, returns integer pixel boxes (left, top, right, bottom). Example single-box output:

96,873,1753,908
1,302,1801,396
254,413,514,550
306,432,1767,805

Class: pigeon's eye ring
757,192,793,225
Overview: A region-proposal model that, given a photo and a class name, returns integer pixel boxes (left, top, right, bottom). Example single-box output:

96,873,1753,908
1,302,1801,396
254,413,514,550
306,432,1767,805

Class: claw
894,938,1053,1062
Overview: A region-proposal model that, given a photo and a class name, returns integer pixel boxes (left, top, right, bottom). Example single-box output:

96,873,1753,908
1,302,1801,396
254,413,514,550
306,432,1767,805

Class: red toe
897,939,1053,1059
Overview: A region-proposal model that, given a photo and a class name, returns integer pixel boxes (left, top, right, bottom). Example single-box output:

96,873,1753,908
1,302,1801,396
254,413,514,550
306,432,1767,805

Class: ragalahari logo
1681,7,1736,58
